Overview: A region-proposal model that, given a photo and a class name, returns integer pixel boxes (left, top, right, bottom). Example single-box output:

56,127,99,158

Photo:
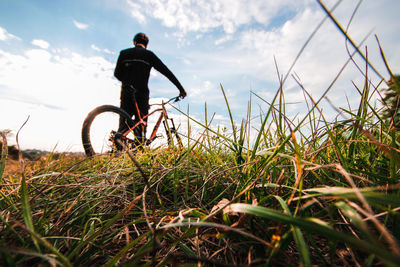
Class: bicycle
81,96,183,157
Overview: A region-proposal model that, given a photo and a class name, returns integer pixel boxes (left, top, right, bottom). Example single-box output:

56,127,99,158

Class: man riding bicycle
114,33,187,148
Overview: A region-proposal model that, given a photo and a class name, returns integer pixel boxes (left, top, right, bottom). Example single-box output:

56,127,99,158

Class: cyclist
114,32,187,147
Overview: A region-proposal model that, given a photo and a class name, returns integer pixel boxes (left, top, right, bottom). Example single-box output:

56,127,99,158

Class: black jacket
114,46,184,96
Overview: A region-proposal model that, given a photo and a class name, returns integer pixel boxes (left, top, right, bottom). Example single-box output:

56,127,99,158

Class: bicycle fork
161,101,182,147
163,117,182,147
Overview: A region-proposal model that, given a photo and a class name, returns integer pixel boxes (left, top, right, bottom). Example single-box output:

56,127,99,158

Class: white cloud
0,47,118,151
0,26,20,41
103,48,113,54
214,114,229,121
168,0,400,122
228,0,400,120
126,0,147,24
188,80,224,105
238,7,327,81
125,0,310,34
215,35,232,45
73,19,89,30
31,39,50,49
91,44,114,54
91,44,101,51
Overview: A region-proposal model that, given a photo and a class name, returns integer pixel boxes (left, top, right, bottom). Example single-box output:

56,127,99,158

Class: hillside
1,7,400,266
1,81,399,266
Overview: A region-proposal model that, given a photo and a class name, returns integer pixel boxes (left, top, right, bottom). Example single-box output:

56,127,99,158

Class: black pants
118,85,149,142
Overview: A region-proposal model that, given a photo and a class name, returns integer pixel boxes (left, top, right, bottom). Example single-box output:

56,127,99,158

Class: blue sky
1,0,399,151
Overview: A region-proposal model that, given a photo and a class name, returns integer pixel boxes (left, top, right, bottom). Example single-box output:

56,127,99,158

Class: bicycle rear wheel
81,105,135,156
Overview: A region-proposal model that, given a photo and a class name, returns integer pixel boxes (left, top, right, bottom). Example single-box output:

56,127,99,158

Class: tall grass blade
227,203,400,266
250,88,281,160
220,84,237,146
0,246,62,266
68,194,143,260
106,231,150,267
0,132,7,182
275,196,311,267
317,0,384,80
15,117,41,252
15,224,72,266
299,187,400,207
335,201,376,242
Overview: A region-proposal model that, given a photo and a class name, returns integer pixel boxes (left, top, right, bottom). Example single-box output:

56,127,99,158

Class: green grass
1,3,400,266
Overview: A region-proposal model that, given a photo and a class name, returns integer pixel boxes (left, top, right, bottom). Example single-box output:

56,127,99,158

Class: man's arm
114,52,124,82
150,52,186,98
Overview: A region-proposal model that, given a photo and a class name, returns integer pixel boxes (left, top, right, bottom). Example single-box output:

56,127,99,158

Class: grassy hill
1,7,400,267
1,77,399,266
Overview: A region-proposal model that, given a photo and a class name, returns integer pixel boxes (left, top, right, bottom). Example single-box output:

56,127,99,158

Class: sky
0,0,399,152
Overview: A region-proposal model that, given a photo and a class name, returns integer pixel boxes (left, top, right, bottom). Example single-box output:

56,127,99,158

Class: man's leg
118,86,136,133
116,86,136,151
133,94,150,143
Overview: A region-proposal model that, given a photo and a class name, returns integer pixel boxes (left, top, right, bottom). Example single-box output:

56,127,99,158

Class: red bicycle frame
121,97,182,146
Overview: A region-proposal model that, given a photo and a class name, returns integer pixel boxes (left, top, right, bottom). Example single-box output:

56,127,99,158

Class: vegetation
1,3,399,266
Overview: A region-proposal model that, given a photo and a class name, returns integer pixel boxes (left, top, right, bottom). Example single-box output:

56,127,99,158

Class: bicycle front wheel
81,105,134,157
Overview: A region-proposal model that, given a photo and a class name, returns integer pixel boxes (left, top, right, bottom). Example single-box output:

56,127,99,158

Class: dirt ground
3,159,23,177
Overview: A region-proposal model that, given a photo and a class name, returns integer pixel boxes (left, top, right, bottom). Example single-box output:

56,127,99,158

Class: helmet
133,33,149,47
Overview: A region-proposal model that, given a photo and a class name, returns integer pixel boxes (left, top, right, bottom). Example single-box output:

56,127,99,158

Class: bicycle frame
121,97,182,147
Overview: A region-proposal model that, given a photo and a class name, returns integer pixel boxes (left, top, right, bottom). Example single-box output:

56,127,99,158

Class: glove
179,89,187,99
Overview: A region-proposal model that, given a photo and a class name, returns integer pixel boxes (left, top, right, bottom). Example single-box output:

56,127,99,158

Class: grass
1,2,400,266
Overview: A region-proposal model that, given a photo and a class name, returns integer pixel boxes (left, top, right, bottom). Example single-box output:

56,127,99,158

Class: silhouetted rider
114,33,187,145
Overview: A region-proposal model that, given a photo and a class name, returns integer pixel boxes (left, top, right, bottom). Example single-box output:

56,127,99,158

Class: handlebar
163,96,180,104
168,96,181,104
150,96,181,107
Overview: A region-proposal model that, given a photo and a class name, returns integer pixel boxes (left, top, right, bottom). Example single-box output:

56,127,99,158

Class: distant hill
1,143,82,161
